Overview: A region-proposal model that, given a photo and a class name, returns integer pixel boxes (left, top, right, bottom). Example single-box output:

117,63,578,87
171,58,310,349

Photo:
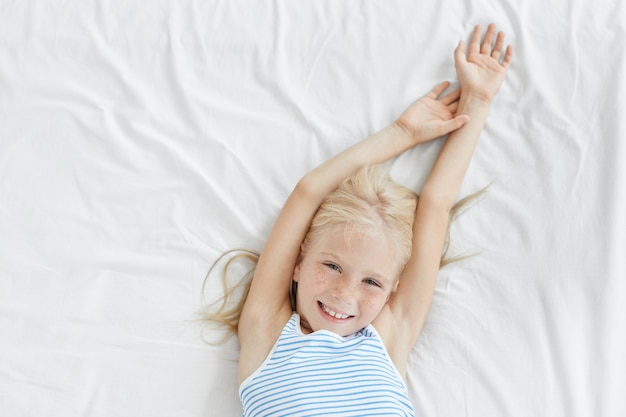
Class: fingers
468,25,482,55
441,87,461,105
440,115,471,136
502,45,514,68
429,81,462,107
481,24,496,54
491,31,505,60
428,81,451,98
466,23,513,67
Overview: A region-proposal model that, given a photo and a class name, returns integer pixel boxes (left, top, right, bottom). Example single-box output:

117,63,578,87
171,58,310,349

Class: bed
1,1,625,416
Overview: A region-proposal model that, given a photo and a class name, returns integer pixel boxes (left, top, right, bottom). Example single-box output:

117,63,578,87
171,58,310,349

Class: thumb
454,40,467,62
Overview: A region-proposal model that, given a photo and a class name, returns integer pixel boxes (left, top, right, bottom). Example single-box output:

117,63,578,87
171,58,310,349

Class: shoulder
371,305,412,379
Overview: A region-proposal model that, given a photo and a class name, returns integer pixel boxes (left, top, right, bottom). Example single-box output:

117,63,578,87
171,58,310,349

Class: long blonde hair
200,164,481,339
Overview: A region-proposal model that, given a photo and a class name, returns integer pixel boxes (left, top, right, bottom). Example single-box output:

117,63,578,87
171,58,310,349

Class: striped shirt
239,313,415,416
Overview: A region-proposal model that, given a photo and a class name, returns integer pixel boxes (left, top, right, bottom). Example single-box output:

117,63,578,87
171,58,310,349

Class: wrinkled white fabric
1,1,624,416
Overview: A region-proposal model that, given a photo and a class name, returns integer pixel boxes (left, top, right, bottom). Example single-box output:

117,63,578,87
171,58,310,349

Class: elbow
294,174,317,197
294,171,332,202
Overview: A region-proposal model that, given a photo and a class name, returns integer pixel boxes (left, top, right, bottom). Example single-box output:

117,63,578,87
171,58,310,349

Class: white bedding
1,1,625,416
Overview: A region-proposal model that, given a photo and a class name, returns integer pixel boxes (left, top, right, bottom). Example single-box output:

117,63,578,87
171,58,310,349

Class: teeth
321,303,351,319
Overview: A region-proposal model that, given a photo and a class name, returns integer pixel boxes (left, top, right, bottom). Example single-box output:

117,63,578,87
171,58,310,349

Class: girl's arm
237,83,469,381
381,24,513,372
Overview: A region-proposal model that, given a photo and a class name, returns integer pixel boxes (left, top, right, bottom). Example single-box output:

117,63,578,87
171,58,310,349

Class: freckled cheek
359,291,390,312
313,267,326,286
298,265,331,294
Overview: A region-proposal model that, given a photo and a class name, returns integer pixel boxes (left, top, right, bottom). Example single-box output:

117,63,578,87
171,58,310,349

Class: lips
318,301,354,320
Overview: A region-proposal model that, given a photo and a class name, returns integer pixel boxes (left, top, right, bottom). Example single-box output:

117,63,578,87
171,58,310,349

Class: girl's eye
325,263,340,272
364,278,381,288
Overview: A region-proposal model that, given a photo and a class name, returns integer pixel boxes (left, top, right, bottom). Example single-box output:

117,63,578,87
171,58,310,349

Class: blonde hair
301,164,417,272
201,164,481,339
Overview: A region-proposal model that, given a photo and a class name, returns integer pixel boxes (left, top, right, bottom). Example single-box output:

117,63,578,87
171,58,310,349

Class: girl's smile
318,301,355,323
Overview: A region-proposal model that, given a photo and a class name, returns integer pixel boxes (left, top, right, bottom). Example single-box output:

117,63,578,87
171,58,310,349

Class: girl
208,24,512,416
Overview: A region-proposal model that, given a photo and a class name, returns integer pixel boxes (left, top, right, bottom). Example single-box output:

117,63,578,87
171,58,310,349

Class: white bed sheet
1,1,625,416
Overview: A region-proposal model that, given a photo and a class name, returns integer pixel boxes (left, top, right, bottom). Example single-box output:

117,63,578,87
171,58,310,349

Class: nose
331,278,357,305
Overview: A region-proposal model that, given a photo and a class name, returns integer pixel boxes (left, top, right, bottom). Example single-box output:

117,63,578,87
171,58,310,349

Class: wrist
462,91,493,105
391,119,416,143
457,93,493,114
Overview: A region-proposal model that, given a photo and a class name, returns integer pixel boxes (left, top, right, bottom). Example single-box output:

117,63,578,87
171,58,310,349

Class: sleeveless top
239,313,415,416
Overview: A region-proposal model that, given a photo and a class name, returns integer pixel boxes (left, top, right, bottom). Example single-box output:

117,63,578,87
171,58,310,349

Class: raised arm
237,83,470,381
384,24,513,372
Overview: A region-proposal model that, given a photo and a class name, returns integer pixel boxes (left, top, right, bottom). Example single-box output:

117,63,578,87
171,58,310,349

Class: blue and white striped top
239,313,415,416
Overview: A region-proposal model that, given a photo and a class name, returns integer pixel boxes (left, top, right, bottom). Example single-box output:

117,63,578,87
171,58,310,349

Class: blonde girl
208,24,512,416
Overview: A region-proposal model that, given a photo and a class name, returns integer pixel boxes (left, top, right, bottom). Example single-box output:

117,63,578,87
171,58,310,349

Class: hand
395,81,471,143
455,23,513,103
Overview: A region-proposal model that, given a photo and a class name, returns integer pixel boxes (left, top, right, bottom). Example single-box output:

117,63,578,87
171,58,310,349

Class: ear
385,283,398,303
292,244,305,283
293,262,301,282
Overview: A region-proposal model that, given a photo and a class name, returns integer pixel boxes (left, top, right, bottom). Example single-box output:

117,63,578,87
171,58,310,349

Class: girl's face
293,228,399,336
